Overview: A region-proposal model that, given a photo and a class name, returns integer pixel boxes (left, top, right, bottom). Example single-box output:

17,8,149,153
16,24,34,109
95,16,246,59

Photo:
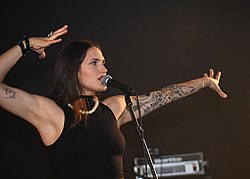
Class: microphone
101,75,136,95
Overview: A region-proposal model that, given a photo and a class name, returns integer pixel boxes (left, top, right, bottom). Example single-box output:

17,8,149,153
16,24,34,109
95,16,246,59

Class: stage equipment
133,152,207,178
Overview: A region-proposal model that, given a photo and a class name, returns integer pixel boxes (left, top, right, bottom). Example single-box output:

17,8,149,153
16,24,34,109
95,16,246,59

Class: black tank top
46,96,126,179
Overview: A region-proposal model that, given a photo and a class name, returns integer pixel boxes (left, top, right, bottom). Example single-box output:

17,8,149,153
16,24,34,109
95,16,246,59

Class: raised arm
0,25,68,82
104,69,227,128
0,25,68,144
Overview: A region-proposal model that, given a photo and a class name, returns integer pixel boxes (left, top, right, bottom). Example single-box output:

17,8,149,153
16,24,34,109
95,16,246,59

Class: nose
100,64,108,73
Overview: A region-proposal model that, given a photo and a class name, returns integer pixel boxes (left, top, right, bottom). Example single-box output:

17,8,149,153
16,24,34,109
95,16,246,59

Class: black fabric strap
18,35,30,56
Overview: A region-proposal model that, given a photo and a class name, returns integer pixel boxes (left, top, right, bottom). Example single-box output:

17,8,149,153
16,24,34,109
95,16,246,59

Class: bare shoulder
102,95,127,120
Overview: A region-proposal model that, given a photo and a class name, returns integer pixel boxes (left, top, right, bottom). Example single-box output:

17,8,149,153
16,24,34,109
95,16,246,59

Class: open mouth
98,75,105,81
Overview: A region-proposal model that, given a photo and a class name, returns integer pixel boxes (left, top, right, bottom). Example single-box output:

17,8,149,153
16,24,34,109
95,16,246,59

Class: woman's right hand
29,25,68,59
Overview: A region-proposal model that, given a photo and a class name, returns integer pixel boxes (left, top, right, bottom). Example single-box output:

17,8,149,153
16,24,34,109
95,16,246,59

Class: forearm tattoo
135,84,195,115
2,86,17,99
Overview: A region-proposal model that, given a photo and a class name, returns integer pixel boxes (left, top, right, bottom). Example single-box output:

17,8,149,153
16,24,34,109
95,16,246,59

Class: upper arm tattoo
136,84,196,116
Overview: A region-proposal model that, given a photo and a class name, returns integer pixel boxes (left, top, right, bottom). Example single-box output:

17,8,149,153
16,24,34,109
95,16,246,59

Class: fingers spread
215,71,221,81
209,69,214,77
215,85,227,98
219,90,228,98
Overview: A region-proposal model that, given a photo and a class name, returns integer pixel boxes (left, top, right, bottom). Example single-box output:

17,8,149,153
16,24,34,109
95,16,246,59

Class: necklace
67,96,99,114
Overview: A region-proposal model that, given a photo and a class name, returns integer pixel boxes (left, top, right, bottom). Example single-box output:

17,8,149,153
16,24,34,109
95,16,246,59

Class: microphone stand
124,92,158,179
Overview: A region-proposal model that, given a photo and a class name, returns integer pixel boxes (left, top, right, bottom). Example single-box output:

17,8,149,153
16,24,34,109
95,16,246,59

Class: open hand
204,69,227,98
29,25,68,59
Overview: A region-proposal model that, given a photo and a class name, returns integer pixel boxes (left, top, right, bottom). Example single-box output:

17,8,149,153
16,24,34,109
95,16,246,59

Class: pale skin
0,25,227,146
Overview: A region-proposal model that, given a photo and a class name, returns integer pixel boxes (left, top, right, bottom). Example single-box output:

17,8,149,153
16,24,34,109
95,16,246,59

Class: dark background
1,1,250,178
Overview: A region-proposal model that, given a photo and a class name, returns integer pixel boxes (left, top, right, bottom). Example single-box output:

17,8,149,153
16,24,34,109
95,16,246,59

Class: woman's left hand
203,68,227,98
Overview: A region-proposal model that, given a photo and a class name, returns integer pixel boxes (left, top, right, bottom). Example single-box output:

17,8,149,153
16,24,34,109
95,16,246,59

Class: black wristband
18,35,30,56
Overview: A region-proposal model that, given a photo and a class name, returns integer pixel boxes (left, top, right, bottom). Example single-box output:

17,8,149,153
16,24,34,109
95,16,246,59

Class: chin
97,86,107,92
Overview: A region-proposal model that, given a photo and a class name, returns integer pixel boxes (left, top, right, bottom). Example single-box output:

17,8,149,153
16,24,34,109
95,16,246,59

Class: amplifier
133,152,207,178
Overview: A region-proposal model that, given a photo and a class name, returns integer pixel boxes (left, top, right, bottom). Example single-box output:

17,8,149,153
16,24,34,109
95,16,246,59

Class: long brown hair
51,40,101,127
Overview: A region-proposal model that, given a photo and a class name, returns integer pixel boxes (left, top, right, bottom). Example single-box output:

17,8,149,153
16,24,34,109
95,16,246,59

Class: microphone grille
101,75,112,86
